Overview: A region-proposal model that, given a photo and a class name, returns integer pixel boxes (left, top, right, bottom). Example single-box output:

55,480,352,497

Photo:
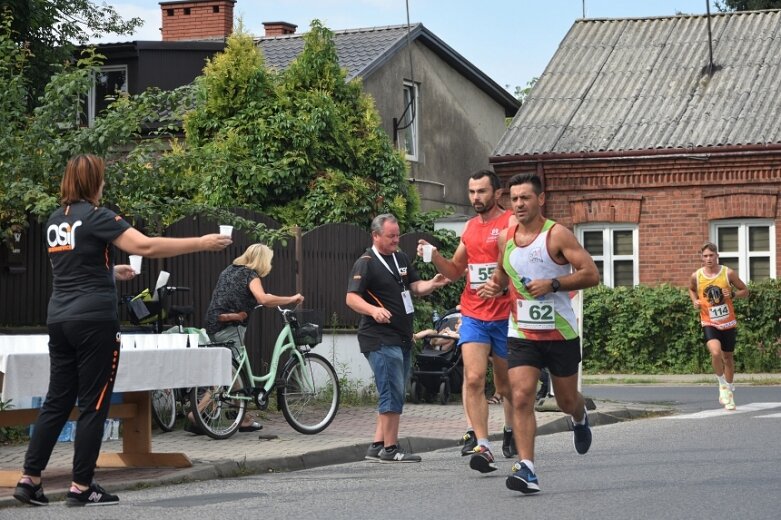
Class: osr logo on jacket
47,221,82,252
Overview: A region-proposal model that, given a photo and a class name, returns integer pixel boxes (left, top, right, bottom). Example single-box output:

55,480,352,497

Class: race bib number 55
517,299,555,330
468,262,497,290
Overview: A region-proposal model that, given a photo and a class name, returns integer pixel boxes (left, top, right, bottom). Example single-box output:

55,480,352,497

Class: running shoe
506,461,540,494
365,443,383,462
469,445,498,473
718,385,730,406
502,426,518,458
65,482,119,507
13,478,48,506
724,389,736,411
379,446,422,463
460,429,477,456
572,412,592,455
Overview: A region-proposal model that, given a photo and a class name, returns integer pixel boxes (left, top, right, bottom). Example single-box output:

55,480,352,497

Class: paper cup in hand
129,255,142,273
422,244,434,263
219,225,233,237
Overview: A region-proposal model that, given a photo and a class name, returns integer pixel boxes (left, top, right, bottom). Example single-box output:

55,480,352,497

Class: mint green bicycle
189,306,340,439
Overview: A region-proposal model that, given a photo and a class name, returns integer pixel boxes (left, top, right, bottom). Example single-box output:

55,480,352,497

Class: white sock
521,459,535,473
572,407,587,426
717,374,727,386
477,438,491,450
728,383,735,392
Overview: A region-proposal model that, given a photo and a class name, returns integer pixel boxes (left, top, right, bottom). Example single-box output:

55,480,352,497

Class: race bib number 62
517,299,556,330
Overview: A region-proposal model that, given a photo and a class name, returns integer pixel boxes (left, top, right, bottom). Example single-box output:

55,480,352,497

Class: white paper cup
129,255,142,273
422,244,433,263
219,225,233,237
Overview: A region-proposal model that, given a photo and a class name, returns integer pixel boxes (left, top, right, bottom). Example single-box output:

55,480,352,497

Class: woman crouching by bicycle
184,243,304,434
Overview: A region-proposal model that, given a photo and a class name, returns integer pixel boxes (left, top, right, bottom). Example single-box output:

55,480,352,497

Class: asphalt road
8,386,780,520
582,384,781,412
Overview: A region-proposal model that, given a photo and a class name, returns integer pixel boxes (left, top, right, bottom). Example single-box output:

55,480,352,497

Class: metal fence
0,211,439,372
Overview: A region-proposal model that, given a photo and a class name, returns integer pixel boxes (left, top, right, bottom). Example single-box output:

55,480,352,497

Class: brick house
491,10,781,287
91,0,518,214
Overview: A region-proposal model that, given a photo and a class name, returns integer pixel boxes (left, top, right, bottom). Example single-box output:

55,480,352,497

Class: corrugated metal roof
494,10,781,157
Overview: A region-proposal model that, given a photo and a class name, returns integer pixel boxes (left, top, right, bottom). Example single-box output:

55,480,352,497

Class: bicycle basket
292,309,324,346
127,289,163,325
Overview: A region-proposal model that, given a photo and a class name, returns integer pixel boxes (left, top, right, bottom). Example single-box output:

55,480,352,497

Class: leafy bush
583,281,781,373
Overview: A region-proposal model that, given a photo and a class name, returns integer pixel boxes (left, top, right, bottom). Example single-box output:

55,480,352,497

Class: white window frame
86,65,128,127
576,224,639,287
710,219,776,281
400,81,419,161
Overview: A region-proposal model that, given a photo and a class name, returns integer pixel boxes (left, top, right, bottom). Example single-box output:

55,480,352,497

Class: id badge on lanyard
372,246,414,314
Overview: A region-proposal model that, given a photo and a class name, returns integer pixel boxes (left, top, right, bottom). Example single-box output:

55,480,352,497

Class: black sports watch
551,278,561,293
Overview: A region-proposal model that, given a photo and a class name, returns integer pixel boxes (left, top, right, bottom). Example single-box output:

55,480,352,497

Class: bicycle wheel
278,352,340,434
188,361,246,440
151,388,177,432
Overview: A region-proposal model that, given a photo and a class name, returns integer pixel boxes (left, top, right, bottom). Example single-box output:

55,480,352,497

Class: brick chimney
160,0,236,41
262,21,297,37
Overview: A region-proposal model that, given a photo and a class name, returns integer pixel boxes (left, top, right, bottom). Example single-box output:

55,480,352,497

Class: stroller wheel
439,380,450,405
409,380,422,404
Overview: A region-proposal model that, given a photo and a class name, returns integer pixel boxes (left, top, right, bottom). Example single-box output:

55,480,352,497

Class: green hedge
582,280,781,374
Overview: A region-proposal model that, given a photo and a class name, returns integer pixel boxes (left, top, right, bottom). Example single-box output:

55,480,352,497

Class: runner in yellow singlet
688,242,748,411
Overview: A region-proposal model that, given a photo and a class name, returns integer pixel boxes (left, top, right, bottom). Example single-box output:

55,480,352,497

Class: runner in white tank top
477,173,599,495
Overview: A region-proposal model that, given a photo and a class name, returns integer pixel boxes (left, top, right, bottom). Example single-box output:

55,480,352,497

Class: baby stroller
409,308,463,405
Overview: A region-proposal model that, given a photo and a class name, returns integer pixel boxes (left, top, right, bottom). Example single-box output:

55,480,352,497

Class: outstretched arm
409,273,450,297
249,278,304,307
114,227,231,258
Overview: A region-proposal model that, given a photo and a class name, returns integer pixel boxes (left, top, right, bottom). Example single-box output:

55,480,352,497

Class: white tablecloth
0,334,232,405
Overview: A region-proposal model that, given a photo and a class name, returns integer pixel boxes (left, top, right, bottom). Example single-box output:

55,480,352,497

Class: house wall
363,41,508,215
493,153,781,286
136,49,221,91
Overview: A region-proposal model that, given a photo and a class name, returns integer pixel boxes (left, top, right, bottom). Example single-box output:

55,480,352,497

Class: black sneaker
14,479,48,506
379,446,421,463
469,445,498,473
501,426,517,458
65,482,119,507
460,430,477,456
572,411,592,455
365,442,383,462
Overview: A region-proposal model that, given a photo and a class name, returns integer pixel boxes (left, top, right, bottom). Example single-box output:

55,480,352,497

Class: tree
181,20,415,230
1,17,416,246
715,0,781,10
512,77,539,105
0,0,142,109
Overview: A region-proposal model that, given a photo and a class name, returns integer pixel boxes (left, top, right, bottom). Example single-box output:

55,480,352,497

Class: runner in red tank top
417,169,517,472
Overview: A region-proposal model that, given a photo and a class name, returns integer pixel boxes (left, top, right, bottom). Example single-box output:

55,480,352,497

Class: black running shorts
702,326,737,352
507,337,582,377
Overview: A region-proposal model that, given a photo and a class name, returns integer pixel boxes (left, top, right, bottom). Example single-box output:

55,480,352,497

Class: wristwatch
551,278,561,293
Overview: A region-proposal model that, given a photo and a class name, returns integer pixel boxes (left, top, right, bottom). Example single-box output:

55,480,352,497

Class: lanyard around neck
371,246,404,286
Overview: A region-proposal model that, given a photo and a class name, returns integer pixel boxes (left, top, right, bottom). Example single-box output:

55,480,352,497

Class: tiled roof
494,10,781,157
257,23,519,115
258,24,411,80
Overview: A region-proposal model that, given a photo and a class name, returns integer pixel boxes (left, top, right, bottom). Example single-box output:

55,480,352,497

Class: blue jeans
365,345,411,414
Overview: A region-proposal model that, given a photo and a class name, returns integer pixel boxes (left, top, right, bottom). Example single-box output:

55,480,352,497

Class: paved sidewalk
0,397,669,508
